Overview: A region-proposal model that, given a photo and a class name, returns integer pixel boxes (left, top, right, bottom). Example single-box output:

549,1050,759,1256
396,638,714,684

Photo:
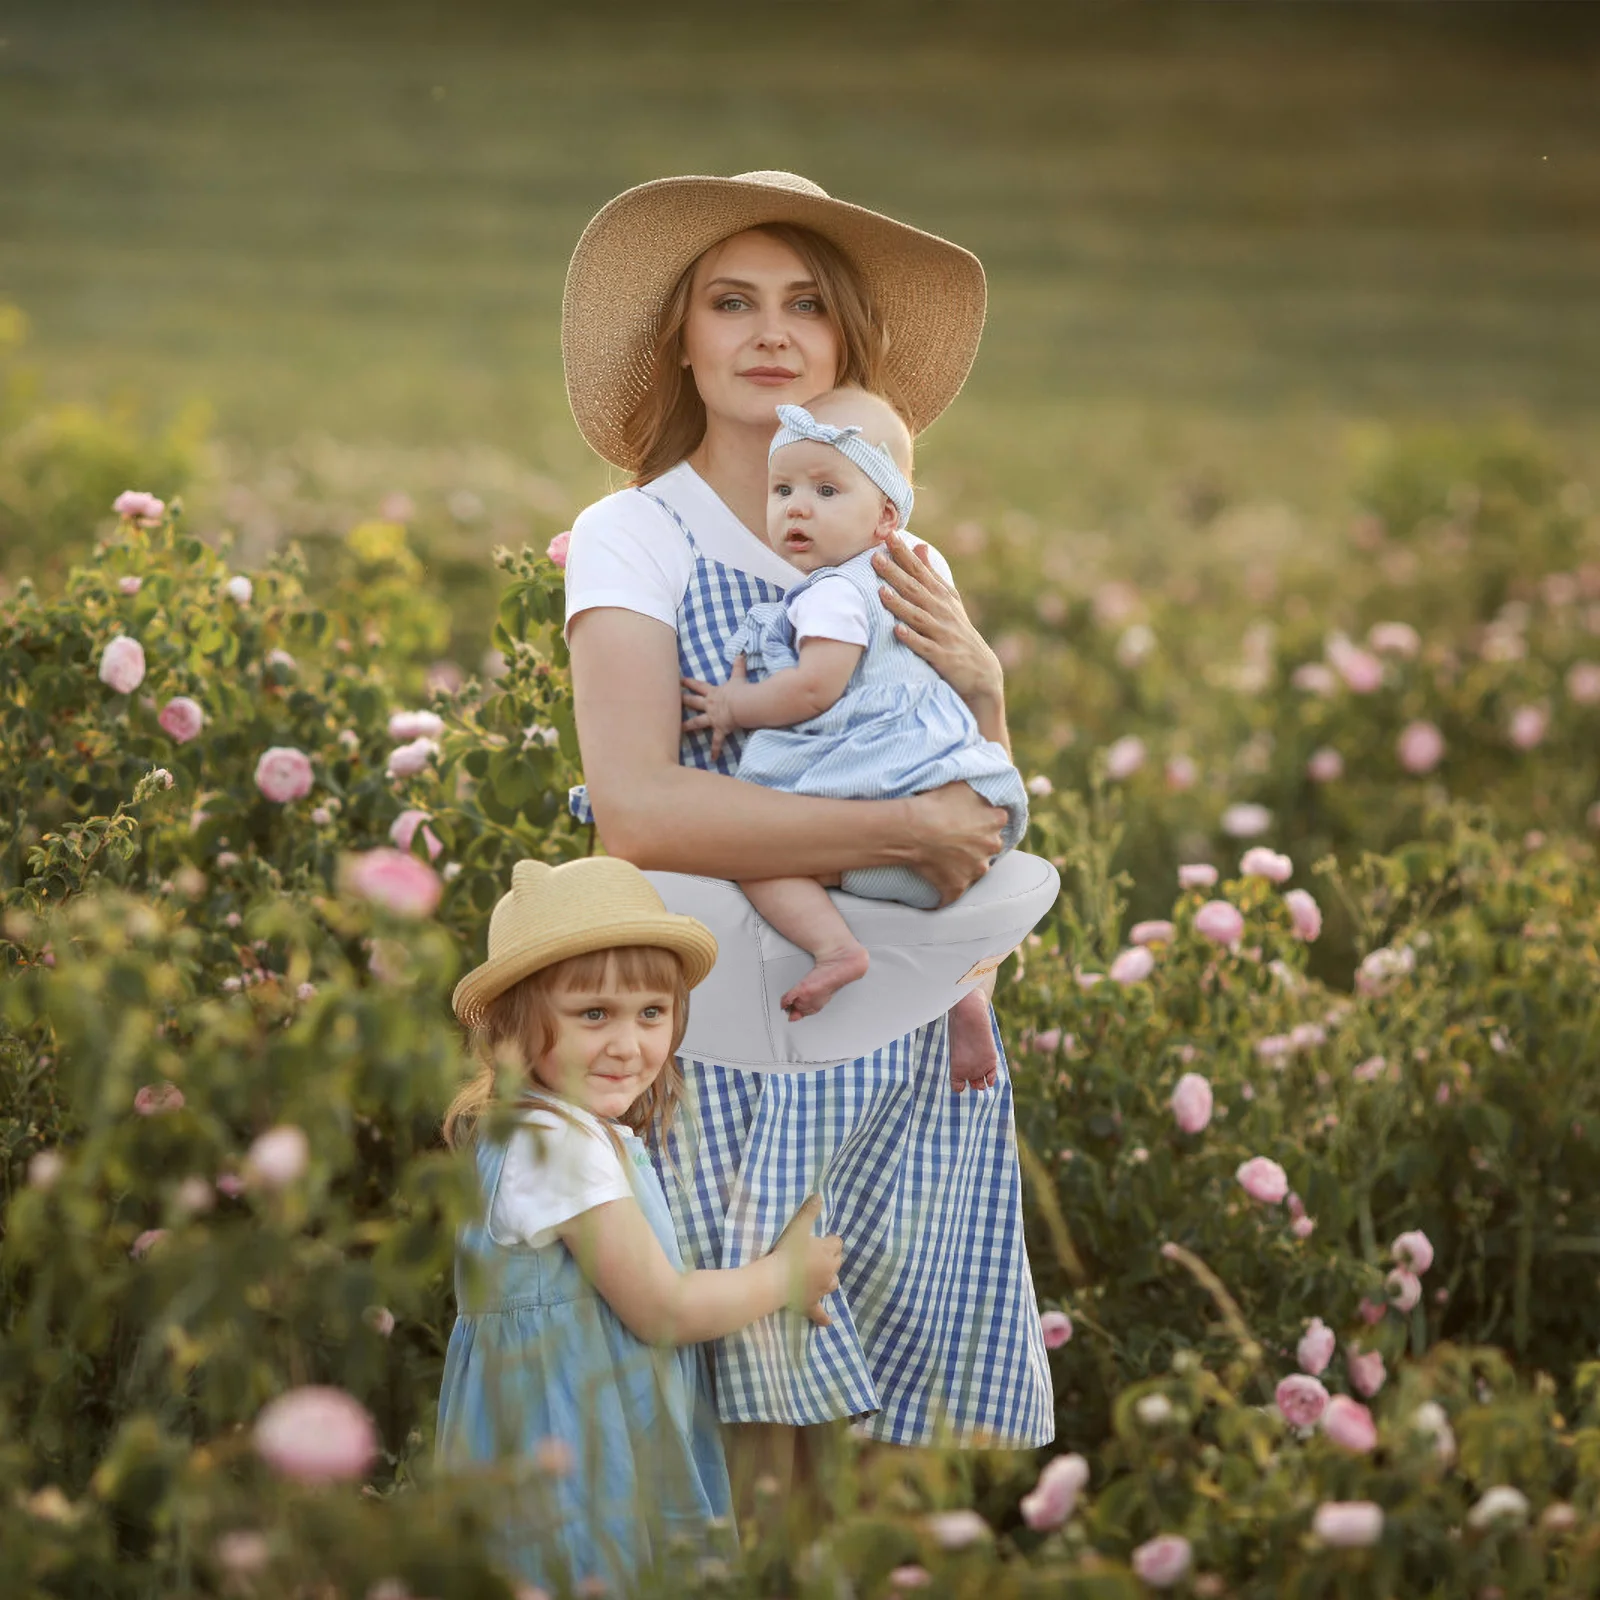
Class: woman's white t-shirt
489,1104,635,1249
562,461,953,641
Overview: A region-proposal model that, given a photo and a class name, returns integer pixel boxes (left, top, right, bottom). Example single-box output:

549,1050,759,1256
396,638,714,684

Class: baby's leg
741,877,870,1021
948,976,1000,1094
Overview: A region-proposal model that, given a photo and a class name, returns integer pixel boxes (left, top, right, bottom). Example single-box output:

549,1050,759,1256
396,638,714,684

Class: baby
680,389,1028,1084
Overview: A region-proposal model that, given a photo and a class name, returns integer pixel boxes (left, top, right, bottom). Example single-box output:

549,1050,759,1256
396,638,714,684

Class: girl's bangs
548,945,686,994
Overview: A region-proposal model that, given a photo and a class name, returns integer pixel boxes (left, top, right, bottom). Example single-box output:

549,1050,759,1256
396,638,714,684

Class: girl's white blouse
488,1106,634,1249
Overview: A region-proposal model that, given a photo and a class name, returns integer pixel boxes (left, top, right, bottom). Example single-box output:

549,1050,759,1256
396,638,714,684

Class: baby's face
767,439,894,575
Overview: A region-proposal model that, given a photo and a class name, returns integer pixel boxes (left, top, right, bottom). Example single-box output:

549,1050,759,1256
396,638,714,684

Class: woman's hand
771,1194,843,1327
907,782,1009,906
873,538,1005,710
681,658,748,762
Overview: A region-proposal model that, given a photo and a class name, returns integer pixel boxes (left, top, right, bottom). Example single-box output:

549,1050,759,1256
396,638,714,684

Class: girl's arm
558,1194,841,1346
680,638,863,761
872,539,1011,753
569,607,1006,903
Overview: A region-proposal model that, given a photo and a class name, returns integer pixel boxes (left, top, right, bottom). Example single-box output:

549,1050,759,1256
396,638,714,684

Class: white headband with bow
769,404,914,529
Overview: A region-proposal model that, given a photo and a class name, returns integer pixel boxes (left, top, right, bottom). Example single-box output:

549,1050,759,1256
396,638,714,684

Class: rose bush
3,429,1600,1596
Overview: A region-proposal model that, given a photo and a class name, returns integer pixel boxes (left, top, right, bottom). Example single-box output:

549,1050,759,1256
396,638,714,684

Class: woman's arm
570,607,1005,901
558,1193,841,1346
871,539,1011,753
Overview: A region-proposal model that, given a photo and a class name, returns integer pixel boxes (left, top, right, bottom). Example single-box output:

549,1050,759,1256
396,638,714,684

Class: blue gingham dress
570,490,1053,1447
728,548,1028,910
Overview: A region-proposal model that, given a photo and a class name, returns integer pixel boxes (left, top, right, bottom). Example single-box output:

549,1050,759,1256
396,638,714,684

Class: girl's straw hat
562,171,987,471
451,858,718,1028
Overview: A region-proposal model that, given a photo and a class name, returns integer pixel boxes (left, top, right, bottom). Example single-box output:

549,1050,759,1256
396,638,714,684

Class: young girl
680,388,1028,1028
436,855,842,1592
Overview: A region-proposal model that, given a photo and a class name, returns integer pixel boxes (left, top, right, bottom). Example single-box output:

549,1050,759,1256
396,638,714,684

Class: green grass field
3,1,1598,540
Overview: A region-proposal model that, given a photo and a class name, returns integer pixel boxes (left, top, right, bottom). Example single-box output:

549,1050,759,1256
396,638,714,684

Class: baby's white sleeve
787,576,872,647
562,492,693,640
489,1113,633,1248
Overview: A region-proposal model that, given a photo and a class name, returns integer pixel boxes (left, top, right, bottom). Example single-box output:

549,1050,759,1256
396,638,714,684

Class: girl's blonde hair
442,945,690,1152
625,222,899,486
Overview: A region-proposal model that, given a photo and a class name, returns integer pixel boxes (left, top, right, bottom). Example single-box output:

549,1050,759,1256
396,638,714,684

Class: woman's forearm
966,687,1010,754
594,764,918,881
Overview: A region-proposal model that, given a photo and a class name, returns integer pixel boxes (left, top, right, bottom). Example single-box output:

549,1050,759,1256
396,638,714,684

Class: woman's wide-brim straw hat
562,170,987,471
451,858,718,1029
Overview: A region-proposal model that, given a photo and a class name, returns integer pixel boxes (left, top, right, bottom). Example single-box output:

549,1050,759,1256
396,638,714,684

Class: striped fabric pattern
616,489,1053,1447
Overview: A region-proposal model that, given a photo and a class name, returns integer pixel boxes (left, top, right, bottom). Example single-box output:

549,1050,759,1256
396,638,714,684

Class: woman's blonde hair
625,222,899,486
442,945,689,1152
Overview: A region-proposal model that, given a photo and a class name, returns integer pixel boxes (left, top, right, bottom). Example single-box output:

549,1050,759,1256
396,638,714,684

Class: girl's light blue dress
435,1112,732,1592
726,547,1029,909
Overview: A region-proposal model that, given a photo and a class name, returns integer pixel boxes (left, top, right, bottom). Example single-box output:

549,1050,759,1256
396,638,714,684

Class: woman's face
680,230,842,432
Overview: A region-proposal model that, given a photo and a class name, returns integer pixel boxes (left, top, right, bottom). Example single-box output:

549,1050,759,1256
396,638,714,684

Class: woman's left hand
872,538,1004,709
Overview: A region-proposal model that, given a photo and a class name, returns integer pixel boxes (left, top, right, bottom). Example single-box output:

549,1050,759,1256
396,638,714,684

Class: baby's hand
771,1194,844,1327
681,657,748,762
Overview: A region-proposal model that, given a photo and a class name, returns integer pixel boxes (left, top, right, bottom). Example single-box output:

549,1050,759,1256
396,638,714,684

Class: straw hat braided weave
451,857,717,1028
561,171,987,471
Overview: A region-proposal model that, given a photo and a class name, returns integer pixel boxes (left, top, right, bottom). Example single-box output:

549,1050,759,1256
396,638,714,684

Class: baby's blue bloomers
728,546,1028,908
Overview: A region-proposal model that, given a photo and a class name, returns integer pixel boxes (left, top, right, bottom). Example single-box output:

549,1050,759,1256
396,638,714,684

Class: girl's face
768,440,898,574
681,230,841,433
530,970,677,1121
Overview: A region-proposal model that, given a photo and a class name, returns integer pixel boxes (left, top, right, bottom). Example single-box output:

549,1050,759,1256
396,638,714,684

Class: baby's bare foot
948,989,998,1093
781,944,870,1021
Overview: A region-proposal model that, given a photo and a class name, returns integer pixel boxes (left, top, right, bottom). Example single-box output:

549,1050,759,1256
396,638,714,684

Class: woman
560,172,1053,1491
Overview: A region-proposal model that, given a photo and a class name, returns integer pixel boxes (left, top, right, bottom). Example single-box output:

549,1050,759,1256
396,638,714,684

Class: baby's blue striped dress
570,490,1054,1447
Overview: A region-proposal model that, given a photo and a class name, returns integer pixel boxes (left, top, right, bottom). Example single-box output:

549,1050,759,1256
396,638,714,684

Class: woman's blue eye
714,295,749,312
794,297,822,314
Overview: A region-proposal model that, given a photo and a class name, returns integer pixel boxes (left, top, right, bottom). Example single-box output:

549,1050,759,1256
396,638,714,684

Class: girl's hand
907,782,1009,906
681,658,748,762
771,1194,844,1328
872,538,1005,708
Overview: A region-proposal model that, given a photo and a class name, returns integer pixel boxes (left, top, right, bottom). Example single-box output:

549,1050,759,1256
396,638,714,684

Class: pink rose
1391,1229,1434,1274
1105,736,1146,781
1275,1374,1330,1427
1284,888,1322,941
1220,802,1272,838
1040,1310,1073,1349
1298,1318,1335,1374
1332,642,1384,693
1026,773,1054,797
1566,661,1600,705
1397,720,1445,775
1178,863,1218,890
1353,1054,1388,1083
118,575,143,596
363,1305,396,1338
1194,900,1244,948
1109,946,1155,985
130,1228,170,1259
342,848,443,918
387,710,445,742
1031,1028,1062,1054
1291,1215,1316,1239
216,1174,246,1199
1386,1268,1421,1312
1358,1296,1387,1325
888,1567,931,1591
1235,1156,1289,1204
253,1386,378,1482
1322,1394,1378,1452
546,530,571,568
1293,662,1338,696
254,747,313,803
1019,1453,1089,1531
1131,920,1176,946
922,1509,990,1550
134,1082,185,1116
158,696,204,744
1313,1501,1384,1548
389,808,443,861
1347,1347,1386,1397
385,736,440,779
98,635,146,695
1306,746,1344,783
1509,704,1549,750
1368,621,1419,658
225,575,253,605
1239,847,1292,882
1165,754,1197,792
1171,1073,1213,1134
1131,1534,1192,1589
1356,944,1414,996
245,1125,309,1190
113,490,165,523
28,1150,65,1191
